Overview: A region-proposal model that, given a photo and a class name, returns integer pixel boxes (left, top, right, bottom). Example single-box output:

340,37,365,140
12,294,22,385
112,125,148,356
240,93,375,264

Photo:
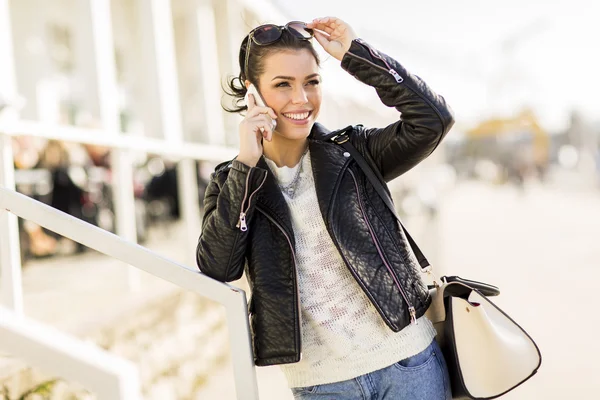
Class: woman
197,17,454,399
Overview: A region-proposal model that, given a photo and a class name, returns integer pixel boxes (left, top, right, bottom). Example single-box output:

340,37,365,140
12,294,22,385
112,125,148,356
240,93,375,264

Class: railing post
82,0,140,291
177,158,201,266
1,187,259,399
0,0,23,315
0,134,23,315
225,293,259,400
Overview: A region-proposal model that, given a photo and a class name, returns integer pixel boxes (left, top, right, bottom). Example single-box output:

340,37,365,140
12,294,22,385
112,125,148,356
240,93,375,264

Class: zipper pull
409,306,417,325
389,69,404,83
237,212,247,231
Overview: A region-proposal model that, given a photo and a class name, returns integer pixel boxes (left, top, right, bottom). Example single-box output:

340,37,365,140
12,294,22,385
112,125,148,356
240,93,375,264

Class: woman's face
256,49,322,140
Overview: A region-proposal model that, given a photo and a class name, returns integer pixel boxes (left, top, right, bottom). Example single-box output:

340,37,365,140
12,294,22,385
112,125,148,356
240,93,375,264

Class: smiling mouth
282,111,312,121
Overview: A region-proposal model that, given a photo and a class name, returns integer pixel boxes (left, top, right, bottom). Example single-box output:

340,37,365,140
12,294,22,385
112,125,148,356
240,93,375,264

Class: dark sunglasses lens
287,23,313,39
253,25,282,44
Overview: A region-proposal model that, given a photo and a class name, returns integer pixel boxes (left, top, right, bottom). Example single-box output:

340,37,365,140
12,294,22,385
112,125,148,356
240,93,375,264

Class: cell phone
244,83,277,130
244,83,266,107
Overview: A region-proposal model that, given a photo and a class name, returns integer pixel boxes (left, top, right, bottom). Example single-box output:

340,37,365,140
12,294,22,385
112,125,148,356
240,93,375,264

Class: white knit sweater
264,150,437,389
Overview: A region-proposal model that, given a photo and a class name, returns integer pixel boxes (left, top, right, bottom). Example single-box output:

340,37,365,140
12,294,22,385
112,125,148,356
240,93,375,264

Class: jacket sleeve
340,38,455,182
196,159,267,282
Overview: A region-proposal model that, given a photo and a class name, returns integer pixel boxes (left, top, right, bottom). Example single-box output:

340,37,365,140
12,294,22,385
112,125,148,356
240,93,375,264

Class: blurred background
0,0,598,399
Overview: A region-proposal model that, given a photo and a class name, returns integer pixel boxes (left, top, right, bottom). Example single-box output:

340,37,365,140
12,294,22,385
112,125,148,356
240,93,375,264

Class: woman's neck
263,135,308,168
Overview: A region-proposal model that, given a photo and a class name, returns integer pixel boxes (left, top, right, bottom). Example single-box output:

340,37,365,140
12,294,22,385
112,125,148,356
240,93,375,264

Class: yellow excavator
461,108,551,184
465,108,549,164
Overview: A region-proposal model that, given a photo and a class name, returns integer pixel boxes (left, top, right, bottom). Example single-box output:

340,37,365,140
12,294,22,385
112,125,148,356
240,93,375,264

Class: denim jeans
290,340,452,400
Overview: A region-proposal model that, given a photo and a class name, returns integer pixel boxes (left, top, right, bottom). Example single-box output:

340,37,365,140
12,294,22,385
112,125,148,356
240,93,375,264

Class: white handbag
333,135,543,399
426,275,542,399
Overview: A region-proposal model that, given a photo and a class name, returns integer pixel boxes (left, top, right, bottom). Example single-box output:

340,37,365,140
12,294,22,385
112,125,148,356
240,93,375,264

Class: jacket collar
308,122,352,141
308,126,354,225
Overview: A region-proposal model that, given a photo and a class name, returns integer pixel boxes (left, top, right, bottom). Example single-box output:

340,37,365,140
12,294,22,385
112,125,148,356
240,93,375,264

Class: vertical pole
138,0,200,266
82,0,139,290
0,0,16,98
138,0,183,142
172,0,230,265
225,294,259,400
0,136,23,315
213,0,245,145
177,159,201,266
0,0,23,315
191,0,226,146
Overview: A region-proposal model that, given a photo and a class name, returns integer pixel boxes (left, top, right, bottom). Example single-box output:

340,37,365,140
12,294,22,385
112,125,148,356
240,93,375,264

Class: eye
306,79,320,86
275,81,290,88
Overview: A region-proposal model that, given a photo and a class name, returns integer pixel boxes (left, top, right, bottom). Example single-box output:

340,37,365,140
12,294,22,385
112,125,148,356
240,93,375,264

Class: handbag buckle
331,132,349,144
330,127,352,144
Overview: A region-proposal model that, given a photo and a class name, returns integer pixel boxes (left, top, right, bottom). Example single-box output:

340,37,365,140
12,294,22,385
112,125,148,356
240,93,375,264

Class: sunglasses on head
243,21,314,81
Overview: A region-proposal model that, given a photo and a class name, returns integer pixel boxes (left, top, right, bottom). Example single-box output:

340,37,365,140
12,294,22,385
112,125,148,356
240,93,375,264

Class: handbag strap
331,132,431,270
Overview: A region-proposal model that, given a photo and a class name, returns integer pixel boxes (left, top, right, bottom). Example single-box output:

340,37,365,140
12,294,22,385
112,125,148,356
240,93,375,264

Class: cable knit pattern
265,151,437,389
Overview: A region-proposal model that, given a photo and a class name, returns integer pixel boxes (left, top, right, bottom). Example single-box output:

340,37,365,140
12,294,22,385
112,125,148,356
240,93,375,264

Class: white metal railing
0,120,236,314
0,306,142,400
2,119,236,161
0,186,259,399
0,0,254,397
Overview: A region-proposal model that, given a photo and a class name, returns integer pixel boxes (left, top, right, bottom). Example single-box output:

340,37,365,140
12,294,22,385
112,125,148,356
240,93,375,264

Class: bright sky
274,0,600,131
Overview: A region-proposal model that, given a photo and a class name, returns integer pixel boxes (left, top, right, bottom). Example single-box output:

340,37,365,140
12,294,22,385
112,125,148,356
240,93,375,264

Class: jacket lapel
309,124,354,225
254,156,295,238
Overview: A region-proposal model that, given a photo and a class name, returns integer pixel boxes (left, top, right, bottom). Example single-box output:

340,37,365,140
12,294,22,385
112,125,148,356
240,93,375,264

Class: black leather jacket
196,39,454,366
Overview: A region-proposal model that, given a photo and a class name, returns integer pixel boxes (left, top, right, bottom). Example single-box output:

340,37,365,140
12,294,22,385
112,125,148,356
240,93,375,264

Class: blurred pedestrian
196,17,454,399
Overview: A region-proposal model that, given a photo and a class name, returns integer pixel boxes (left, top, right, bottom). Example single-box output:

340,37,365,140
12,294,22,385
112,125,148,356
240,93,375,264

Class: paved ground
18,220,191,335
14,175,600,399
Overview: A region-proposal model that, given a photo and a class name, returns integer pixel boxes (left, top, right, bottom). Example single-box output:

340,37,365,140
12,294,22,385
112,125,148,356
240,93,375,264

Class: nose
291,86,308,105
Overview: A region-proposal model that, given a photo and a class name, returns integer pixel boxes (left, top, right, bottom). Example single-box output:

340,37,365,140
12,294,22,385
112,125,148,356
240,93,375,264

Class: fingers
308,17,342,35
308,23,335,36
246,104,277,120
247,114,275,142
246,91,277,119
313,30,331,48
243,92,276,142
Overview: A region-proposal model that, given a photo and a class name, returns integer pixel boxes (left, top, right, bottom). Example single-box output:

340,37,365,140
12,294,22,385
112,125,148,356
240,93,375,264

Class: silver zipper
388,69,404,83
350,45,449,133
257,208,303,360
349,169,417,325
367,47,404,83
346,46,405,84
236,169,267,231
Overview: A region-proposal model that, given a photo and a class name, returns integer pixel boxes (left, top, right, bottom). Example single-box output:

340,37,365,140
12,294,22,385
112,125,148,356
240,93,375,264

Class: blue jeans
290,340,452,400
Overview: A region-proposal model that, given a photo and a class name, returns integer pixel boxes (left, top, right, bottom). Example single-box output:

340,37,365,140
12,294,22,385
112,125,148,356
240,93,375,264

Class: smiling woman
223,22,322,167
201,16,455,399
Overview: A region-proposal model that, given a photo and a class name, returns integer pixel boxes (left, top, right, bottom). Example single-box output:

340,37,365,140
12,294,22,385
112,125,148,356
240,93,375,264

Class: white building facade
1,0,391,149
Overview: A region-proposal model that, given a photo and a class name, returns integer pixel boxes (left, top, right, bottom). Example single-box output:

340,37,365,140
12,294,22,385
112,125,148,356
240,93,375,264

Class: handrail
0,306,142,400
0,118,238,297
0,119,237,162
0,186,259,399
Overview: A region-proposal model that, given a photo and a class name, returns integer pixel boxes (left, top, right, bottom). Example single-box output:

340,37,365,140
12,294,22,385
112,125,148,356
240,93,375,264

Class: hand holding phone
244,84,277,131
236,84,278,167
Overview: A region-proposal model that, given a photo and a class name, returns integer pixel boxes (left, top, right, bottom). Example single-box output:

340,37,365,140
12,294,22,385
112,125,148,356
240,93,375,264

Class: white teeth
284,112,310,120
